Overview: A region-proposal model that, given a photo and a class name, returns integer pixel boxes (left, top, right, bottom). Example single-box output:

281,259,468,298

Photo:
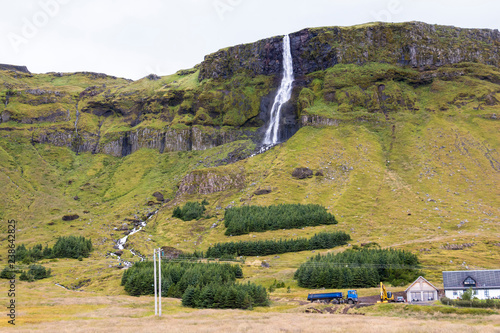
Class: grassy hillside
0,24,499,324
1,106,498,291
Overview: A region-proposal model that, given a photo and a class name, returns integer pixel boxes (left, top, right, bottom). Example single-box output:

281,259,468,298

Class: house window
453,291,458,296
463,276,476,287
484,290,489,298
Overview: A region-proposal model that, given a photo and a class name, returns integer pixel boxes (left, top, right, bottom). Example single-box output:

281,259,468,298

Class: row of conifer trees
294,248,421,288
15,236,93,263
182,282,269,309
172,200,209,221
224,204,338,236
121,261,268,309
205,231,350,258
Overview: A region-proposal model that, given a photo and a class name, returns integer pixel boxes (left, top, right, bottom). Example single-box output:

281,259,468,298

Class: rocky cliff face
199,36,284,80
0,64,31,74
199,22,500,80
177,167,246,195
3,22,500,159
31,126,256,157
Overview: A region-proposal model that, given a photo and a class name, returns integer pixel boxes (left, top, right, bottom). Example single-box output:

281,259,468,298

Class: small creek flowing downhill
110,209,158,267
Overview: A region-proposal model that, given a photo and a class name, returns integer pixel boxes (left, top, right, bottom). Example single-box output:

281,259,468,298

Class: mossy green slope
0,22,499,295
1,105,498,289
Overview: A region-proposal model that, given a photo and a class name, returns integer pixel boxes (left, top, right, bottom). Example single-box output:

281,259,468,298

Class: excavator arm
379,282,394,303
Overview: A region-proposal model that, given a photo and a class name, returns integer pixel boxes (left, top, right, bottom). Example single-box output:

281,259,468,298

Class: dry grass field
11,312,500,333
2,279,500,333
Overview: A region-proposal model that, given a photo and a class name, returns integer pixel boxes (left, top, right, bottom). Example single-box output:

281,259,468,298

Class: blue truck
307,290,359,304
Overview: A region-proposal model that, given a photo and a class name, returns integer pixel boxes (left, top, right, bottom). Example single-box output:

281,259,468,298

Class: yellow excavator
377,282,395,303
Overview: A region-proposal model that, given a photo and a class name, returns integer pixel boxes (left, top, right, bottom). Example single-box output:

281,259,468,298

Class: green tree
461,288,475,301
172,206,182,219
0,266,15,279
182,285,197,307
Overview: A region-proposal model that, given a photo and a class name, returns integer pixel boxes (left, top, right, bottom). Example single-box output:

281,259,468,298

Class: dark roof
443,270,500,289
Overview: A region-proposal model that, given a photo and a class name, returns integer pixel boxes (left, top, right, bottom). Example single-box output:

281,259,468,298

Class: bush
268,279,286,292
205,231,351,258
15,244,43,263
27,265,51,280
15,236,93,262
172,201,207,221
224,204,337,236
461,288,474,301
19,265,51,282
52,236,93,259
19,271,33,282
0,266,16,279
294,248,420,288
440,296,500,309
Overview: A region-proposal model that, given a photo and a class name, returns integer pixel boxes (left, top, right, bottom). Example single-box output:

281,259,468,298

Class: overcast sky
1,0,499,80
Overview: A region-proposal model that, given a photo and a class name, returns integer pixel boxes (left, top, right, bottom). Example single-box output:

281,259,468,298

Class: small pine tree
224,286,238,308
19,271,34,282
0,266,15,279
172,206,182,219
15,244,28,262
43,246,53,259
182,285,197,307
240,292,253,309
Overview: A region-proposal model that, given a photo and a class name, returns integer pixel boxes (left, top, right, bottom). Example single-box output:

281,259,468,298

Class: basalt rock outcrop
0,64,30,74
177,167,246,195
199,22,500,80
31,126,256,157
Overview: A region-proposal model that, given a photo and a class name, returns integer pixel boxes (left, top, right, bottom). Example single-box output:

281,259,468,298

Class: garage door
423,291,435,301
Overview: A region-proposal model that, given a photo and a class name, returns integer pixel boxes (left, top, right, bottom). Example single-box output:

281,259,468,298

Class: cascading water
263,34,294,146
112,209,158,267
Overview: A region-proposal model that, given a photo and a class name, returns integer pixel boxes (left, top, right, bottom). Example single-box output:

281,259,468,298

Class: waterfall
74,101,80,135
263,34,294,146
113,209,158,267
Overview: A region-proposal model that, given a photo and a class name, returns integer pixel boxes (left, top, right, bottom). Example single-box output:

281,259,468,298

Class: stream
110,209,158,267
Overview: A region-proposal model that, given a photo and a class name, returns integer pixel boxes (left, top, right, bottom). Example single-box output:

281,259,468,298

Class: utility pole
158,248,162,316
154,248,157,316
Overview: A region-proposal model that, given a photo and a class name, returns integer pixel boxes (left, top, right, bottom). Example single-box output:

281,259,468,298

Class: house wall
445,288,500,300
445,289,462,300
407,279,438,302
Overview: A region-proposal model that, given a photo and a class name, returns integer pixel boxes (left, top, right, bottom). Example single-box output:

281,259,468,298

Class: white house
443,269,500,300
405,276,439,303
